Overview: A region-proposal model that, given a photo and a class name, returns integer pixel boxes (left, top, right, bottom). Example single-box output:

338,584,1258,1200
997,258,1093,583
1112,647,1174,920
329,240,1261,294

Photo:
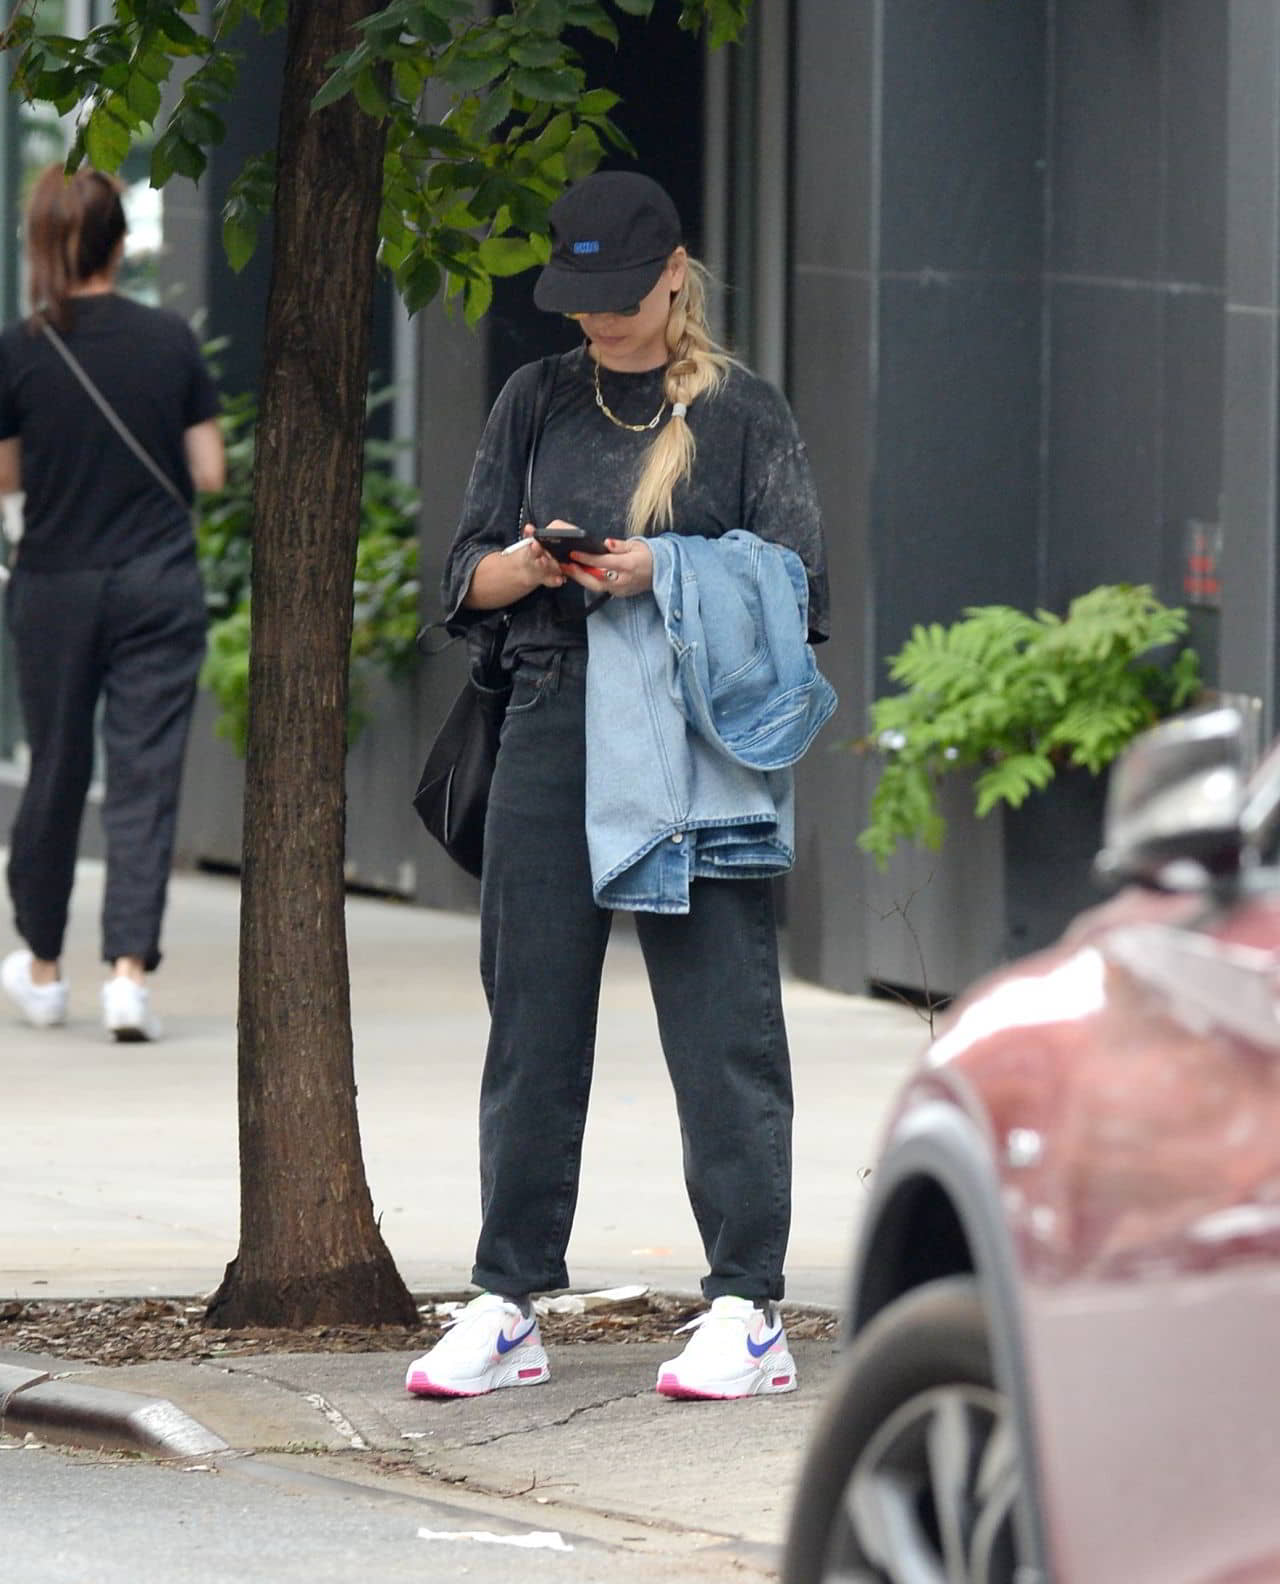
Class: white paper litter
533,1283,648,1317
417,1527,573,1552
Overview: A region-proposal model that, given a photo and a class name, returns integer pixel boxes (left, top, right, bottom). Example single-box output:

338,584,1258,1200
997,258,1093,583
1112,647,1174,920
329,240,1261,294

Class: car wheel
782,1276,1024,1584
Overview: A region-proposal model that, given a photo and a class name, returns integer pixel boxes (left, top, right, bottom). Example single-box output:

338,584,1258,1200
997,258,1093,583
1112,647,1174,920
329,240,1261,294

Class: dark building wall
787,0,1236,994
1044,0,1228,680
787,0,1046,992
1222,0,1280,736
787,0,876,991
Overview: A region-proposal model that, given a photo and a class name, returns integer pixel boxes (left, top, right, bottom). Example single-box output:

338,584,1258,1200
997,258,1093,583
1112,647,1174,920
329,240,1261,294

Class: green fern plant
858,585,1202,867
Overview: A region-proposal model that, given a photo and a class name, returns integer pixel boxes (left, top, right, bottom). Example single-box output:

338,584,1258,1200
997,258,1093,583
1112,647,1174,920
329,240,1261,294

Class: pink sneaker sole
656,1369,796,1400
405,1364,549,1398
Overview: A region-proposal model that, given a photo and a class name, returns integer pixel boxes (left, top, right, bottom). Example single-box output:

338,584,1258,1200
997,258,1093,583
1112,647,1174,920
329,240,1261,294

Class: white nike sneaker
656,1295,797,1400
101,975,161,1042
1,950,68,1028
405,1292,550,1398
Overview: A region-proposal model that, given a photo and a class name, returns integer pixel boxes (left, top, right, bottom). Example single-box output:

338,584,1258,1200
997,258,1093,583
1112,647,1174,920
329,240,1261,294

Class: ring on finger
605,569,619,583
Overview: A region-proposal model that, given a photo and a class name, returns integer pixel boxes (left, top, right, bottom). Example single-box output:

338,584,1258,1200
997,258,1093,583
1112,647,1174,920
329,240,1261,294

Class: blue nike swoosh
496,1319,537,1355
748,1328,784,1358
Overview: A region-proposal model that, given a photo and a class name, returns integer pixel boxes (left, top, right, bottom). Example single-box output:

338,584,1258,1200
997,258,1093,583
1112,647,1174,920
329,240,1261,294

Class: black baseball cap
533,171,682,315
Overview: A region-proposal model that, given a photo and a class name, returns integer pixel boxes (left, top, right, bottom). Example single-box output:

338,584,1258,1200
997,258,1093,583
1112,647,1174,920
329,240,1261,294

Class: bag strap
420,353,561,657
41,318,188,509
521,352,558,533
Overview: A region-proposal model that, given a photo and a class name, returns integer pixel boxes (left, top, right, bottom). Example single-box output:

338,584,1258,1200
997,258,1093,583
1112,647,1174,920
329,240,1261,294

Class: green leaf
611,0,654,14
406,9,454,48
438,51,505,91
312,68,358,112
974,754,1055,817
463,270,494,327
160,11,208,52
577,87,619,115
83,105,132,172
477,235,540,277
523,109,572,160
511,38,568,68
222,199,259,273
125,69,164,122
353,64,390,118
181,103,226,144
523,0,573,29
470,83,514,141
509,65,580,102
155,129,207,180
399,253,442,315
393,58,425,101
571,10,619,45
562,123,601,181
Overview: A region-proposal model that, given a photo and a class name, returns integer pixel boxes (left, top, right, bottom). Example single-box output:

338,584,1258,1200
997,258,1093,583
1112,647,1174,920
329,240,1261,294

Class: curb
0,1357,228,1458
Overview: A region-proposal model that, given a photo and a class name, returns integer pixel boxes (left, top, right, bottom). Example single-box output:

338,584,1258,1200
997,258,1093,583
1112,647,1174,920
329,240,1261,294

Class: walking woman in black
406,171,831,1403
0,164,225,1040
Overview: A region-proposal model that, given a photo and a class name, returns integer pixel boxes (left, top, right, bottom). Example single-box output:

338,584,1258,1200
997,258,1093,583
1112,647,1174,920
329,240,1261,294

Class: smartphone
534,525,612,563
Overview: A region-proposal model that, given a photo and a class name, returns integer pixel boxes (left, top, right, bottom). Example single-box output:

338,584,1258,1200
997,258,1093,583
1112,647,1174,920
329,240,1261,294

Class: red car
784,705,1280,1584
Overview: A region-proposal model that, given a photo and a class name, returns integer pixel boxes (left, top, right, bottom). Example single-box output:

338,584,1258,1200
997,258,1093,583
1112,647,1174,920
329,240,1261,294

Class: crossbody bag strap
520,351,558,532
41,318,188,509
418,354,562,659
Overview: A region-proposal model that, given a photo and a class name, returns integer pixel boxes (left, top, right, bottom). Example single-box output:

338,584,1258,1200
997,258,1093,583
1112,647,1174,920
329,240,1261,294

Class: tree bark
206,0,418,1328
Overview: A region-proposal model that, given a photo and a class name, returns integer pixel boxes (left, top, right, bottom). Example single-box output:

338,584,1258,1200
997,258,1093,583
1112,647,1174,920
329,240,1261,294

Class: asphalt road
5,1435,778,1583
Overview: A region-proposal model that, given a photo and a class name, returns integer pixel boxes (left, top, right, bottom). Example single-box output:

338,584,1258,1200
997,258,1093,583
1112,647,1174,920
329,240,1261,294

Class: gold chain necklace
593,357,667,433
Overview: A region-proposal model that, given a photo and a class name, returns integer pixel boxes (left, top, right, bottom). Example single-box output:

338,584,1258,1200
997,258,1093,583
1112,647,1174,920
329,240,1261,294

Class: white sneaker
656,1296,798,1400
101,976,161,1042
405,1292,550,1398
1,950,68,1028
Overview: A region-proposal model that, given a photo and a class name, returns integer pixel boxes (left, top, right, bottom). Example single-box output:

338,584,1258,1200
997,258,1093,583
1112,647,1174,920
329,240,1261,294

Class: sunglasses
564,303,642,321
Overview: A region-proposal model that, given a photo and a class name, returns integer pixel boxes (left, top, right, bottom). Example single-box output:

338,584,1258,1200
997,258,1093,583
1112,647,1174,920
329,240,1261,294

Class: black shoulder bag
412,356,558,877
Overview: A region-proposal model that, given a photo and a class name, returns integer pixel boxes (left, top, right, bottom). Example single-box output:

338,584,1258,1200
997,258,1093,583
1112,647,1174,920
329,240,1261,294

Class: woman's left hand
562,537,654,599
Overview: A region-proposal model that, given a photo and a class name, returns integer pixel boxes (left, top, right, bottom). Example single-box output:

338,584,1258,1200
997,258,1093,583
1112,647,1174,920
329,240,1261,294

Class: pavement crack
445,1385,654,1451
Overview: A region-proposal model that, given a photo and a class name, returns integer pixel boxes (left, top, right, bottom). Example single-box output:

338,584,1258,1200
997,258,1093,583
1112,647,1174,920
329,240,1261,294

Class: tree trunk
206,0,417,1328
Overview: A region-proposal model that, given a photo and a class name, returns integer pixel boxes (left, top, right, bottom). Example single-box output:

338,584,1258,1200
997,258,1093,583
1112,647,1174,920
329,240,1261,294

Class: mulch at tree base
0,1292,839,1369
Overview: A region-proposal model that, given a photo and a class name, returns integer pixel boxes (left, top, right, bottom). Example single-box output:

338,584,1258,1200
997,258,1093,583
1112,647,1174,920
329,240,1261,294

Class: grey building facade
2,1,1279,999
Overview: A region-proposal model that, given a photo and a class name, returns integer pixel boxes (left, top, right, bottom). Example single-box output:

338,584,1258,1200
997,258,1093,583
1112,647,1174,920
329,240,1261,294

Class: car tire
782,1275,1023,1584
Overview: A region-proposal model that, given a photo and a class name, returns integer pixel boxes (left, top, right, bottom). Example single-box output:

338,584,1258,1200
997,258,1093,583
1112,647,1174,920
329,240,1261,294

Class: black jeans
5,540,206,969
473,649,793,1303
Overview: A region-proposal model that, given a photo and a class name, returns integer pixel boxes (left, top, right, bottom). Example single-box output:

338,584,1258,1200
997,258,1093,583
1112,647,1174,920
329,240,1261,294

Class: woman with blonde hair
0,164,224,1040
408,170,829,1401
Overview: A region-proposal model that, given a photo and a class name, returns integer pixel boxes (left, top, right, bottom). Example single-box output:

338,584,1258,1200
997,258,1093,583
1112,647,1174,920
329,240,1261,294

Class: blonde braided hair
622,256,731,538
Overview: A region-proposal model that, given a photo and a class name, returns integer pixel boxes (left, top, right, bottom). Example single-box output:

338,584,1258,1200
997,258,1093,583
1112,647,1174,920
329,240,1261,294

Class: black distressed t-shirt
441,344,829,654
0,294,220,571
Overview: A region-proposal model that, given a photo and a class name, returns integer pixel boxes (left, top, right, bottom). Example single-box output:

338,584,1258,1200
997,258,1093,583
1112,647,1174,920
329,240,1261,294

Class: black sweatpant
473,649,794,1304
4,539,206,969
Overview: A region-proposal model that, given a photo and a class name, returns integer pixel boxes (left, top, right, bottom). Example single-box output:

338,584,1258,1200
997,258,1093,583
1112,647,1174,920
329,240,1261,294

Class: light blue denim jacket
584,530,838,912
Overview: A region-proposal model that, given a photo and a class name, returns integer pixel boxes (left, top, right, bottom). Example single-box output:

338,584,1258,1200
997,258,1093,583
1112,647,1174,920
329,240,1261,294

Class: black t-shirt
442,344,830,654
0,294,220,571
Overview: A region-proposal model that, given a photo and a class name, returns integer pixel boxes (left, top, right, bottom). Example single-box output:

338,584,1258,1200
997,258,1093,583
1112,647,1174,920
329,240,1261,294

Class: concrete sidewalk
1,857,927,1306
1,858,930,1567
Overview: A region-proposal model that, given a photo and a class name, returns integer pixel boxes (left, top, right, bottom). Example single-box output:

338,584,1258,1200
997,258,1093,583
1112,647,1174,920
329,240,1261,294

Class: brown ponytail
623,256,732,538
24,164,126,333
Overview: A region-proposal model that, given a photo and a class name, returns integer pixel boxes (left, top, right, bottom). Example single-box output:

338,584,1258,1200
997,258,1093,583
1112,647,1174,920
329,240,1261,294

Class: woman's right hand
462,524,566,610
